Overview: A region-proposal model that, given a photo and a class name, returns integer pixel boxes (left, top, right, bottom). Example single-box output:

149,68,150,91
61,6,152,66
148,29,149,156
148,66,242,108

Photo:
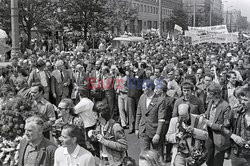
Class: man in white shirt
54,124,95,166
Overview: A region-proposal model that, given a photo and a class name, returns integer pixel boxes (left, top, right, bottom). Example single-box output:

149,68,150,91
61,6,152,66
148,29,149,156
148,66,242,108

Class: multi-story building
183,0,223,27
223,10,242,32
120,0,183,34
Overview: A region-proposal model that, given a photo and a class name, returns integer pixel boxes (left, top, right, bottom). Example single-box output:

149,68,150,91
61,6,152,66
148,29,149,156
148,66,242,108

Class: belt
119,91,127,94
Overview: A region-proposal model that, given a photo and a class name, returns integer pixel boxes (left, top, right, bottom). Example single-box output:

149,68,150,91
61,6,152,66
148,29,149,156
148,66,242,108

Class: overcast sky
223,0,250,21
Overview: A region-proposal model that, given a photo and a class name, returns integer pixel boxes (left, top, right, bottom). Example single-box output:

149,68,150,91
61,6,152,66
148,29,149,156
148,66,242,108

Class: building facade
121,0,183,34
183,0,223,27
223,10,242,32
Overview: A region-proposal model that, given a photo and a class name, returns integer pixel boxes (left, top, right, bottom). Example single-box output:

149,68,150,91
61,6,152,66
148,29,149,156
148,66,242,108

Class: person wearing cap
203,82,231,166
51,60,71,105
172,80,205,118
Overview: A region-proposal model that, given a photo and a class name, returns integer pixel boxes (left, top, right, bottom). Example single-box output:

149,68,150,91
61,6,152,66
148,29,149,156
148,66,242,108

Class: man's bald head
178,103,190,118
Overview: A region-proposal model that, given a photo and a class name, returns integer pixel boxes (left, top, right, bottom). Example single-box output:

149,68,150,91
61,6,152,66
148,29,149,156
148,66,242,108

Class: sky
223,0,250,21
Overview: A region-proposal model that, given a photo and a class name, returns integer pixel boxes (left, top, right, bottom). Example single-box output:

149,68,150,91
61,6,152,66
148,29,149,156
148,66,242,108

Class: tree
105,0,138,34
0,0,11,32
19,0,58,48
166,8,189,32
56,0,109,40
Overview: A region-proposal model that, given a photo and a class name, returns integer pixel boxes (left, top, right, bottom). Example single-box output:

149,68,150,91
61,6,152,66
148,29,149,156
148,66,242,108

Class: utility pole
209,0,212,26
158,0,162,38
11,0,19,58
193,0,196,27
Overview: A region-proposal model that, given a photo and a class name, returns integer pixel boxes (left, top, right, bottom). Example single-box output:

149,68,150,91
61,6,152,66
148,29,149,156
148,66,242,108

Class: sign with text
191,32,238,45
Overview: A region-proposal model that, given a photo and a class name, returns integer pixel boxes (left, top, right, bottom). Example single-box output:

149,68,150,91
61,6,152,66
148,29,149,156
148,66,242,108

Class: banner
243,34,250,38
191,32,238,45
188,25,228,35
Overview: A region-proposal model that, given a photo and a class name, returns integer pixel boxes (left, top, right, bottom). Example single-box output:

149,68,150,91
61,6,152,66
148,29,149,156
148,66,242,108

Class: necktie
60,71,64,81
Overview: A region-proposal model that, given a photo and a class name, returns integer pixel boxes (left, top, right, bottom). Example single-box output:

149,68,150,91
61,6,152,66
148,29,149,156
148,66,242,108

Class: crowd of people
0,34,250,166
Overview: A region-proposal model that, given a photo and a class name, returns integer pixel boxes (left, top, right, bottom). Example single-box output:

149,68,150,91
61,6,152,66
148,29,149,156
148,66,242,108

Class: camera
88,130,100,141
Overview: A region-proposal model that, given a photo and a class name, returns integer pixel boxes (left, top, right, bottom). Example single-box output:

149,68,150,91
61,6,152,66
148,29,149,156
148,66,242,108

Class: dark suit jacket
18,137,57,166
51,69,71,97
135,93,166,138
204,99,231,151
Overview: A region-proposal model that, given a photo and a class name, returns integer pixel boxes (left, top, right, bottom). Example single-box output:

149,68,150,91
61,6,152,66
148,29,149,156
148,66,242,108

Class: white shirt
146,94,154,109
54,145,95,166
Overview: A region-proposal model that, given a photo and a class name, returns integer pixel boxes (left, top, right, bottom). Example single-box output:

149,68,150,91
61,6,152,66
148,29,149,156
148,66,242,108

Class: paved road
125,129,231,166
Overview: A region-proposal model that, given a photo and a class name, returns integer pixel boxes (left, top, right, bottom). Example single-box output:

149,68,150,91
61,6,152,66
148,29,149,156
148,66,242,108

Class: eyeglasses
58,107,68,110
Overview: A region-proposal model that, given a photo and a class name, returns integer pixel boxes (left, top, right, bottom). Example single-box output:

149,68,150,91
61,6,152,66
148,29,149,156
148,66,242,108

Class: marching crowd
0,35,250,166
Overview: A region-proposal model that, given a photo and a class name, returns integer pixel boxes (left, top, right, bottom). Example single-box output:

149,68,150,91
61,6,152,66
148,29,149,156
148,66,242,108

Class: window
147,6,150,13
144,5,146,12
156,7,158,14
150,6,152,13
140,4,143,12
153,7,155,14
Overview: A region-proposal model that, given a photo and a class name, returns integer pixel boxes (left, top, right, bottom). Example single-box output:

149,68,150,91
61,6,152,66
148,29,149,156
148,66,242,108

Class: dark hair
184,74,196,86
31,83,44,94
132,61,138,68
62,124,86,148
94,100,111,121
154,65,163,73
140,62,147,69
181,80,194,90
37,60,45,67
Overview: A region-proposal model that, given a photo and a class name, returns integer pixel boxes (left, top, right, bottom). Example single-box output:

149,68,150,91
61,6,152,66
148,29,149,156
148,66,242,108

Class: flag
174,24,182,33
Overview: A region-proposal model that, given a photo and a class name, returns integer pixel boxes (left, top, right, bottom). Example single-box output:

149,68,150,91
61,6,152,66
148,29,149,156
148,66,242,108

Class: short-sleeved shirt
32,98,56,131
23,139,43,166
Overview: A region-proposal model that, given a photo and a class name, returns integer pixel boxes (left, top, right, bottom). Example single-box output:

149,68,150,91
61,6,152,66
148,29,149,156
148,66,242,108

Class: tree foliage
56,0,109,39
104,0,138,33
166,8,189,32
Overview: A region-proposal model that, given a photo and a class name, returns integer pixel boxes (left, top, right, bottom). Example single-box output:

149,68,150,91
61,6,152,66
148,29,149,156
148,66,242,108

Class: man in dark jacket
18,116,57,166
203,82,231,166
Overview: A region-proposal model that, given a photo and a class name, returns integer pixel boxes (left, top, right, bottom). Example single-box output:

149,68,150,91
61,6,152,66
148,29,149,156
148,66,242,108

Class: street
125,129,231,166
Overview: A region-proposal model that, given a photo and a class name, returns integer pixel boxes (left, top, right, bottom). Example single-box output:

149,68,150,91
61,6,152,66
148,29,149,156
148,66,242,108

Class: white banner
174,24,182,33
188,25,228,36
243,34,250,38
192,32,238,45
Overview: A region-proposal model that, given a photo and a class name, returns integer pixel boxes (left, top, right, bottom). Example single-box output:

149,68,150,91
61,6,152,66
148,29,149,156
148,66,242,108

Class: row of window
132,2,173,16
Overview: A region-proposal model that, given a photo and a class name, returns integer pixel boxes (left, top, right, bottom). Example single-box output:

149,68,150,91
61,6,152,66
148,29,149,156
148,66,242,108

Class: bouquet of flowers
0,96,39,166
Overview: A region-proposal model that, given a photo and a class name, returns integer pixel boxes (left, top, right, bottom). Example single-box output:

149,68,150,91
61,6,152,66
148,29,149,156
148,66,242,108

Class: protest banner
191,32,238,45
174,24,183,33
